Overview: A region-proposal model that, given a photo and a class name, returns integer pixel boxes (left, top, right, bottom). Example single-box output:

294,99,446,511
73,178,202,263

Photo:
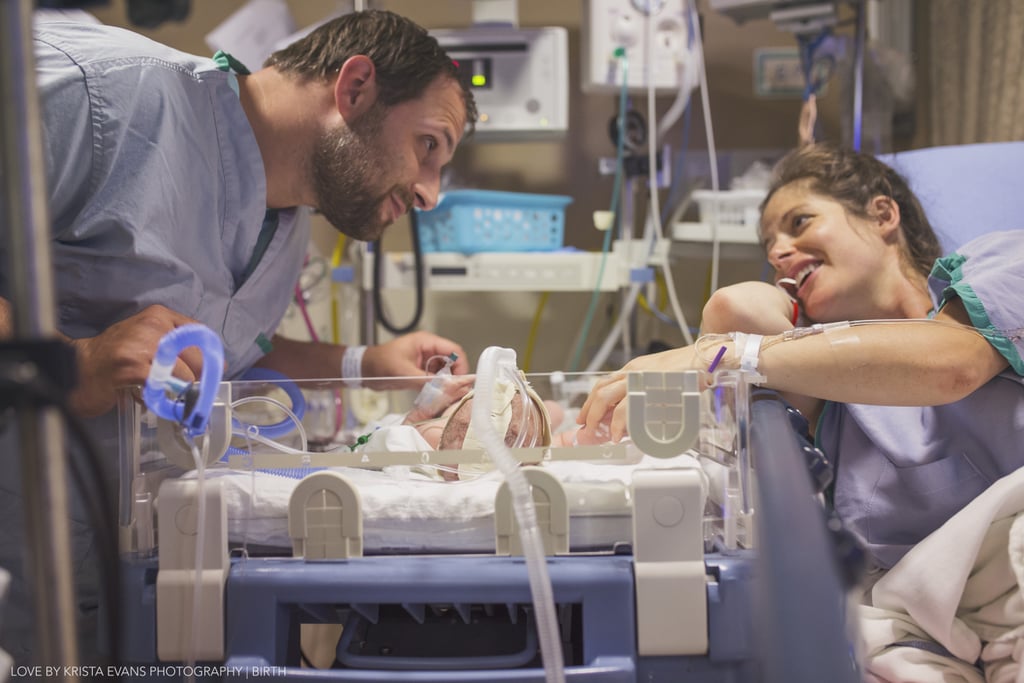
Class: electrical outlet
582,0,693,94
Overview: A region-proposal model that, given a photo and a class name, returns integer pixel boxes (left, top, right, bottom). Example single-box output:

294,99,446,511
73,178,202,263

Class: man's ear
333,55,378,120
870,195,902,241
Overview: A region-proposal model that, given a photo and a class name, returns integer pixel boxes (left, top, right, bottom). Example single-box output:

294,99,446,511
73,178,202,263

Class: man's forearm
255,335,345,380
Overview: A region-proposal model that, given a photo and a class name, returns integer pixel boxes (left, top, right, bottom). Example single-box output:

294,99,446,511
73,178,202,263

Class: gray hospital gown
819,230,1024,570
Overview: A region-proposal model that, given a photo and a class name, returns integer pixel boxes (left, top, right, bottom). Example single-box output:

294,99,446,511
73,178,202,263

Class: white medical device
430,26,569,141
581,0,694,94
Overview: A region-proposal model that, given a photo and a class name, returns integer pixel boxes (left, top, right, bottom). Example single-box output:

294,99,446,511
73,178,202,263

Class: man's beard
311,104,413,241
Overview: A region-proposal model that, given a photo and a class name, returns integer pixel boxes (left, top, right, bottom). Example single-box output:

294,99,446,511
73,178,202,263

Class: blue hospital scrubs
21,22,308,374
0,22,308,660
819,230,1024,570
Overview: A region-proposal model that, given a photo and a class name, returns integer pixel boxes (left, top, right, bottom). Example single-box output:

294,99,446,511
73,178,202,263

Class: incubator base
116,551,757,682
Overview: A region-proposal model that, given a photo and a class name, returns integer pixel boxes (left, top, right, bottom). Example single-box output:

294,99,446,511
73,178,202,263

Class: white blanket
187,451,703,552
859,467,1024,683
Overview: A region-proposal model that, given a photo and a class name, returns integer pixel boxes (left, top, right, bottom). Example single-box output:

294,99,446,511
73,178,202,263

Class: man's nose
413,174,441,211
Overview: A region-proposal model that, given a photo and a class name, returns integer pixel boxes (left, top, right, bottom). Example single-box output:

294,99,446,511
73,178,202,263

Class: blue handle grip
142,323,224,438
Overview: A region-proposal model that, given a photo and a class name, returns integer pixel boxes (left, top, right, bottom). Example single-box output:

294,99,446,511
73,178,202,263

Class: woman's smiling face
759,180,898,322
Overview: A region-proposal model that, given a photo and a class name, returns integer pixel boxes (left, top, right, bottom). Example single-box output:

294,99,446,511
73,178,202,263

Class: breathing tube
472,347,565,683
143,323,225,438
236,365,307,438
142,323,224,672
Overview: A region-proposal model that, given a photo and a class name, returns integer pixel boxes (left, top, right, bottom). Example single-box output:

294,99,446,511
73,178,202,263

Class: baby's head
435,376,552,481
438,390,546,450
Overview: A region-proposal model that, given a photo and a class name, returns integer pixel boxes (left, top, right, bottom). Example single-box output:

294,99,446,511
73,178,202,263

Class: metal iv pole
0,0,81,674
851,0,866,151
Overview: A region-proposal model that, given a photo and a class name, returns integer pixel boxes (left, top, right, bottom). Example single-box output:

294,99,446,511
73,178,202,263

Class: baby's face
438,392,538,450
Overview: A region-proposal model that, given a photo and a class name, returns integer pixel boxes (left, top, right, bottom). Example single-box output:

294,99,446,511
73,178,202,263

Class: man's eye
424,136,437,152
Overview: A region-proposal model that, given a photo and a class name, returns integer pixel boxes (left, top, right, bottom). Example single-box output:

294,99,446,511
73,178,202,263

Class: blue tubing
142,323,225,439
231,366,307,439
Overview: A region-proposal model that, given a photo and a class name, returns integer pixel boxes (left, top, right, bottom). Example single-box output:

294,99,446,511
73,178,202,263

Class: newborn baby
410,373,606,480
355,369,610,481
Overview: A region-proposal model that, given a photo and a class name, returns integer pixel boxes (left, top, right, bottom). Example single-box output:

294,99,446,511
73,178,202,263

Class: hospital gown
819,230,1024,570
0,22,308,660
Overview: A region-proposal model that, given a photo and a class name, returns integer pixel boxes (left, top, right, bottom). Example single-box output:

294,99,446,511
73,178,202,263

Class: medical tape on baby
458,378,519,480
457,376,553,478
730,332,764,374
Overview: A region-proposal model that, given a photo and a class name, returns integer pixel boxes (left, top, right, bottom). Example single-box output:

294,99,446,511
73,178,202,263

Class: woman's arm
700,281,799,335
580,297,1008,441
757,297,1007,405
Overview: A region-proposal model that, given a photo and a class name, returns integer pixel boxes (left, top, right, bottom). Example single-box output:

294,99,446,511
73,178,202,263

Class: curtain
928,0,1024,145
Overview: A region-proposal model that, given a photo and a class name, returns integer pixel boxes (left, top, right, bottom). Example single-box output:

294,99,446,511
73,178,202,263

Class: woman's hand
577,346,699,442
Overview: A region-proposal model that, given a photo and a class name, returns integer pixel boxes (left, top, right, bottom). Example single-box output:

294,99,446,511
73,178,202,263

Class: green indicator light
472,74,486,87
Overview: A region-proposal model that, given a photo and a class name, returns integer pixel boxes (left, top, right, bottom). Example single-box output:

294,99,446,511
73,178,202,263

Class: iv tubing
643,4,695,347
227,394,309,457
472,347,565,683
233,368,306,439
567,49,628,372
694,318,986,369
689,0,723,293
584,282,643,373
186,438,209,674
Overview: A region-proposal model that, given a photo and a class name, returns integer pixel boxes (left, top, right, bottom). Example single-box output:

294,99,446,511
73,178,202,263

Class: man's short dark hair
265,9,477,134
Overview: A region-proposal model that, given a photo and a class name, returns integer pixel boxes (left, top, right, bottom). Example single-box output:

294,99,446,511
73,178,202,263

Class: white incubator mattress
190,453,701,555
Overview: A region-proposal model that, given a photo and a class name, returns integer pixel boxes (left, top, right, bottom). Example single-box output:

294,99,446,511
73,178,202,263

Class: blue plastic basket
416,189,573,253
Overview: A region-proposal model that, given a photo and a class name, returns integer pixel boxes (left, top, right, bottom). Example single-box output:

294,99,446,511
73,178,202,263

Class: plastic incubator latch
632,468,708,656
494,467,569,556
288,471,363,560
626,371,701,458
155,478,229,662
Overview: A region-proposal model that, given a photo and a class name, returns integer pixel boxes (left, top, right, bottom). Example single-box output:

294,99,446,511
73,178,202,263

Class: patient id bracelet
729,332,764,375
341,345,366,382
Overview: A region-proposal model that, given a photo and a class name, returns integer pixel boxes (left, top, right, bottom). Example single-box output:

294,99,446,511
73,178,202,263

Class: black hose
372,212,425,335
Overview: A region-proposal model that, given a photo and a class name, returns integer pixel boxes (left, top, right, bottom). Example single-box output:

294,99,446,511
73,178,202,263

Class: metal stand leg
0,0,81,673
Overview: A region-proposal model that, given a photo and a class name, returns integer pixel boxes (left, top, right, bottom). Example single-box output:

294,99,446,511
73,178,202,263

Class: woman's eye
792,214,810,230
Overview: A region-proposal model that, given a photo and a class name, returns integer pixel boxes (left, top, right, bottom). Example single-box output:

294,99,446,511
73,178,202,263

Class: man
3,9,476,416
0,9,476,661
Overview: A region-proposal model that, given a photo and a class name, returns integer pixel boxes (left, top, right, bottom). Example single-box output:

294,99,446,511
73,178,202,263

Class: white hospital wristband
341,345,366,381
730,332,764,374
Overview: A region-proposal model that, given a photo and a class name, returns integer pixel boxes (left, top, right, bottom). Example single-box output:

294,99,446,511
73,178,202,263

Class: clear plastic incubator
116,341,848,682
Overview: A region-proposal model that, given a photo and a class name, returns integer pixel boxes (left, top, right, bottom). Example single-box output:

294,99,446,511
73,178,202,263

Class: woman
578,143,1023,570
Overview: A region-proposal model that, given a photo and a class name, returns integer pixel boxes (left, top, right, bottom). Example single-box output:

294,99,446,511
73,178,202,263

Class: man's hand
69,304,204,417
362,331,469,385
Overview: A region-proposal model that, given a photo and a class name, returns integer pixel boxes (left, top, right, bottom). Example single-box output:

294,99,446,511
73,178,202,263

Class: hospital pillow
880,141,1024,251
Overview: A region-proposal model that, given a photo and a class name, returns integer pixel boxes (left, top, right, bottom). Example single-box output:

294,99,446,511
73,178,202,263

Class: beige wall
87,0,865,372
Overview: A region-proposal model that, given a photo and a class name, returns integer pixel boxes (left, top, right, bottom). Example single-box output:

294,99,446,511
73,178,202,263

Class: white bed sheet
187,453,703,554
